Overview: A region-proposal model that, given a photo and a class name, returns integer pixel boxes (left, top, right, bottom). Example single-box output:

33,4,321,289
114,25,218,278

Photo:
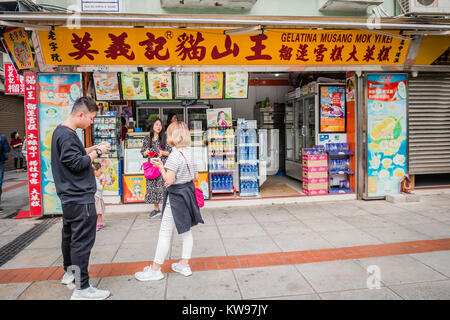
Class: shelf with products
237,119,260,197
207,127,235,195
324,143,354,194
92,111,120,158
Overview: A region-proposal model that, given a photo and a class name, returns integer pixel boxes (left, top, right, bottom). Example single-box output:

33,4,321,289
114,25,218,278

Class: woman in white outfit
135,121,204,281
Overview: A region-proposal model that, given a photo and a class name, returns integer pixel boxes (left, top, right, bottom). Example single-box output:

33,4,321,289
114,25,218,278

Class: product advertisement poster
123,175,146,203
3,27,34,69
225,72,248,99
147,72,173,100
38,74,83,213
367,74,407,198
207,108,232,128
174,72,198,99
194,172,210,200
93,72,121,100
121,72,147,100
200,72,223,99
97,158,120,192
319,85,346,133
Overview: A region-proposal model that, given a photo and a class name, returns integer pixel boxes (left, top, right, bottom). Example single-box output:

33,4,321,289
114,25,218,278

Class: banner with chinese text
38,27,410,66
38,74,83,213
5,63,24,95
367,74,407,198
24,73,43,216
4,28,34,69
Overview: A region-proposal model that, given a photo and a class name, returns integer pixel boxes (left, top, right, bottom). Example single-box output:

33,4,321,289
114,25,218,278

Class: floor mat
260,180,302,197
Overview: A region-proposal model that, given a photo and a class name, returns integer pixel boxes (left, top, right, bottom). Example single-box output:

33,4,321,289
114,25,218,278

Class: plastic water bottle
248,129,256,144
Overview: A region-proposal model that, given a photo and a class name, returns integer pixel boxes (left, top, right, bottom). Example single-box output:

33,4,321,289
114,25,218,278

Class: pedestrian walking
92,162,106,231
0,133,11,213
51,96,111,300
135,121,204,281
10,131,24,172
140,118,172,218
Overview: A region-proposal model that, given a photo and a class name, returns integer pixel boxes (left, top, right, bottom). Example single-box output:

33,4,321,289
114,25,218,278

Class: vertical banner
5,63,24,95
3,28,34,69
367,74,407,198
24,73,43,216
38,74,83,213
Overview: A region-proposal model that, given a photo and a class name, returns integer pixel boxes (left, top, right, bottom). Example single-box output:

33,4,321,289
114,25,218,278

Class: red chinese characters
69,32,99,60
313,44,328,62
246,34,272,61
24,73,42,216
176,32,206,61
5,63,24,95
363,45,376,62
346,45,359,62
105,32,135,60
279,45,293,61
211,35,239,59
296,44,309,62
139,32,170,60
330,45,344,62
377,46,392,62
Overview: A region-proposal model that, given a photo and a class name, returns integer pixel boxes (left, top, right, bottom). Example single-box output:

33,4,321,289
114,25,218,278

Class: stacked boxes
302,149,328,195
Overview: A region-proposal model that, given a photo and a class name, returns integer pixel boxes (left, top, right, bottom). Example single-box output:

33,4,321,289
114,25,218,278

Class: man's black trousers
61,202,97,290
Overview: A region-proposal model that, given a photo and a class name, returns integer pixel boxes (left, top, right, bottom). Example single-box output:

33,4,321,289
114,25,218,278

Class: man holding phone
51,96,111,300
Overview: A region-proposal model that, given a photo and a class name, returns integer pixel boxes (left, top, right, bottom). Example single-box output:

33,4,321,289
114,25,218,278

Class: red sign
24,72,42,216
5,63,24,95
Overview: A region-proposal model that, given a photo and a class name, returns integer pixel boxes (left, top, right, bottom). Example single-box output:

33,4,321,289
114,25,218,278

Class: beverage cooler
122,132,147,203
237,119,260,197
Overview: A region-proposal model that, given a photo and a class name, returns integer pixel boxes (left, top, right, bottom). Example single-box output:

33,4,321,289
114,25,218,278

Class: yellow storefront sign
4,27,34,69
38,27,410,66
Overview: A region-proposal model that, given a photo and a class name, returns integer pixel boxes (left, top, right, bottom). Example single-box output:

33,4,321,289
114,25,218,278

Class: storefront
5,14,448,215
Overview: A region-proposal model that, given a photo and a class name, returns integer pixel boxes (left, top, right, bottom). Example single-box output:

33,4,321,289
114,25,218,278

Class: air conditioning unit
160,0,257,9
397,0,450,15
318,0,384,11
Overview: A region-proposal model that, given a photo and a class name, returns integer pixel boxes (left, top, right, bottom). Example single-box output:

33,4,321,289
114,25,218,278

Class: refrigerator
237,119,260,197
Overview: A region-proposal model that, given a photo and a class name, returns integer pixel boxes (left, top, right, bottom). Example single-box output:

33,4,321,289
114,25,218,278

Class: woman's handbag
141,147,161,179
179,150,204,208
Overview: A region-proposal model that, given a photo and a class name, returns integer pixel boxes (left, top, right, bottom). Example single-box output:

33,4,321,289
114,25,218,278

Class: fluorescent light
224,25,263,35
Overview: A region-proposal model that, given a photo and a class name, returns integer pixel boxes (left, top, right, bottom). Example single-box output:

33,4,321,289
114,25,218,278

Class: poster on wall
38,74,83,213
147,72,173,100
207,108,232,128
123,175,146,203
93,72,120,100
200,72,223,99
367,74,407,198
194,172,210,200
96,158,120,192
225,72,248,99
3,27,34,69
174,72,198,99
319,85,346,133
121,72,147,100
346,76,356,103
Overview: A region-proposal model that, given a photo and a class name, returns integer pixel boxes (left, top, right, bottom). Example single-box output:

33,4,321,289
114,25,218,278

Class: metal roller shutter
408,73,450,175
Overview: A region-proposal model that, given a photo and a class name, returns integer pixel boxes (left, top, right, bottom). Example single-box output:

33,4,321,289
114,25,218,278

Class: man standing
51,96,111,300
0,133,11,213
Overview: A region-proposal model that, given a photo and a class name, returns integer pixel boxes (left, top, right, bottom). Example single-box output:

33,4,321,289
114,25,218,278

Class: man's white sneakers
171,262,193,277
134,266,165,281
61,271,75,285
70,286,110,300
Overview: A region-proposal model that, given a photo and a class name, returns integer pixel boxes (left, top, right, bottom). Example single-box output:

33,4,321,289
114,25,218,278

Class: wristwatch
95,148,102,157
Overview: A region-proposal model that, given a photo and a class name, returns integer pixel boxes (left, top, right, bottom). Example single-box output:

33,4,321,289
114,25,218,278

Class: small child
93,162,106,231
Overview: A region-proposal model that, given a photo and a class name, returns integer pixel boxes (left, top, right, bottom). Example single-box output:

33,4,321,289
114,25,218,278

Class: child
93,162,106,231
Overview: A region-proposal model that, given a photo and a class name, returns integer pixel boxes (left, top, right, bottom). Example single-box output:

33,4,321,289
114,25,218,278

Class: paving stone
355,255,447,286
319,287,402,300
170,237,227,259
381,212,438,226
259,220,312,236
283,205,335,220
121,229,156,245
1,248,62,270
271,232,333,252
317,229,383,248
295,260,369,293
389,280,450,300
98,275,165,300
222,236,280,255
301,217,356,232
405,223,450,239
409,251,450,278
89,244,120,265
254,293,321,300
94,230,128,246
112,241,158,263
166,269,241,300
218,223,267,238
213,209,257,225
249,206,296,223
340,215,400,229
0,282,32,300
234,265,315,299
17,278,101,300
361,225,432,243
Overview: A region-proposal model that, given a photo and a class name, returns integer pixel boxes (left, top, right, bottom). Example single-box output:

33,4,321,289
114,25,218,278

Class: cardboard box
303,166,328,173
303,177,328,184
303,182,328,190
303,188,328,196
303,170,328,179
302,154,327,161
302,159,327,167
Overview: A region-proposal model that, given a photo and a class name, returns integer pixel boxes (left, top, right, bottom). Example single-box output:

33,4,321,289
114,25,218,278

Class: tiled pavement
0,193,449,300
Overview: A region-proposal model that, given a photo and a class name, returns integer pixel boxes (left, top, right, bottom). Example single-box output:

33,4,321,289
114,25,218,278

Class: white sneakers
70,286,111,300
134,266,165,281
134,263,193,281
171,262,193,277
61,271,75,285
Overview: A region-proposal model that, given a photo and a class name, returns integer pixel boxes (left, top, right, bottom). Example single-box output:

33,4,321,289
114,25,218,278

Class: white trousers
153,197,193,265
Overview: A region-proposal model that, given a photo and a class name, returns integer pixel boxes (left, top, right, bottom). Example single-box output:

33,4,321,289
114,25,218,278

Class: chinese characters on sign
24,72,42,216
5,63,24,95
4,28,34,69
38,28,411,66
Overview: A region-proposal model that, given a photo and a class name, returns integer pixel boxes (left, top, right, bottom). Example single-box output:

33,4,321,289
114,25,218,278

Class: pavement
0,172,450,300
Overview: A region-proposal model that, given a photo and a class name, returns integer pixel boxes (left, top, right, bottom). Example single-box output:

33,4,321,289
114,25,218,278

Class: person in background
141,118,171,218
0,133,11,213
21,139,27,170
120,117,128,141
51,96,111,300
92,162,106,231
165,113,178,130
10,131,24,172
134,121,203,282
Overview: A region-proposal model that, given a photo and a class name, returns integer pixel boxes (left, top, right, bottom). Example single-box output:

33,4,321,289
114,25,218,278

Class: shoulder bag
179,150,204,208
